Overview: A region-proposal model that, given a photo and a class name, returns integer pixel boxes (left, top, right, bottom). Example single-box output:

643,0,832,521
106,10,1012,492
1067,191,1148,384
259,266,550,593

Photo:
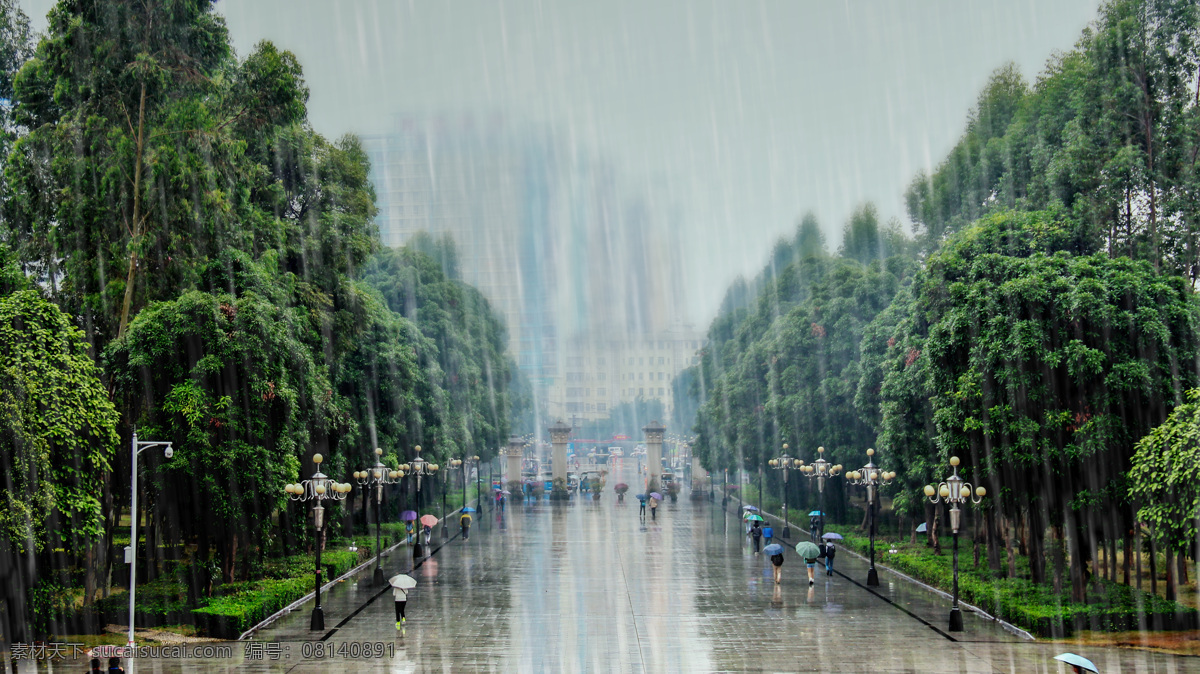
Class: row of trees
0,0,516,640
689,0,1200,605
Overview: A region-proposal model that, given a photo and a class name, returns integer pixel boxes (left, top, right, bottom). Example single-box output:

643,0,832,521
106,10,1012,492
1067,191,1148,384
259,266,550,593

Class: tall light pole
847,448,895,586
442,458,462,537
924,456,986,632
284,454,352,631
353,448,403,586
400,445,438,557
801,446,842,542
768,443,801,539
126,430,173,648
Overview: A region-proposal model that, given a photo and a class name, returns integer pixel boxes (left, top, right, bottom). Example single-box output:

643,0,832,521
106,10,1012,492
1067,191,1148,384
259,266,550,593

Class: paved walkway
6,463,1200,672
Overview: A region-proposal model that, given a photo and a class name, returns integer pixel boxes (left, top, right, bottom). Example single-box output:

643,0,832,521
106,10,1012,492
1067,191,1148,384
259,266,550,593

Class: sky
23,0,1103,325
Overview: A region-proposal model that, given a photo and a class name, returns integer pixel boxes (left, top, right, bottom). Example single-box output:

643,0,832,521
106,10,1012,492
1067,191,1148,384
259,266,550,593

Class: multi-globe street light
353,448,403,586
442,458,462,537
399,445,438,557
846,448,895,586
126,430,173,647
767,444,803,538
466,455,481,511
800,446,842,541
284,453,352,630
924,456,986,632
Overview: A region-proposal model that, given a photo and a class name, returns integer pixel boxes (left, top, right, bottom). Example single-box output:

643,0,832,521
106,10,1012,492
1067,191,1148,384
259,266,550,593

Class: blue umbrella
1053,653,1098,673
916,522,928,533
821,532,843,540
461,507,476,513
763,543,784,555
636,493,647,500
742,505,760,512
808,510,825,517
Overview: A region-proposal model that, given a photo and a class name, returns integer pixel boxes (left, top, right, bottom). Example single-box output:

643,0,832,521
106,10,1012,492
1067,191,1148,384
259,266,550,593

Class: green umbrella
745,514,764,522
795,541,821,559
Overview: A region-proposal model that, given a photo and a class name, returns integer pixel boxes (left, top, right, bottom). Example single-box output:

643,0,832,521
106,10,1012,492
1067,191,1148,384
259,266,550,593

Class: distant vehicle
662,471,674,486
609,447,624,457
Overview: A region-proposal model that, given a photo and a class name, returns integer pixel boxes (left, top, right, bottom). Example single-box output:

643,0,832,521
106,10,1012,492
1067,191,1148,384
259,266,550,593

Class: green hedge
830,528,1196,637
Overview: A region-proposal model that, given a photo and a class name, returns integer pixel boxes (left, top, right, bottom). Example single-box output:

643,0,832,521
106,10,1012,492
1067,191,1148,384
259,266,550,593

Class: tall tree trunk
117,82,148,339
1150,534,1159,596
985,507,1001,573
1028,507,1047,584
1165,547,1177,601
1006,515,1017,579
1123,528,1132,587
1136,528,1143,591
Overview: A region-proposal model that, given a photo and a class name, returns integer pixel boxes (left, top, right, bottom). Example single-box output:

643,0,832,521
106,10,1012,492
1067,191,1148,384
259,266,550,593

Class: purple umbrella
649,492,663,500
400,510,418,521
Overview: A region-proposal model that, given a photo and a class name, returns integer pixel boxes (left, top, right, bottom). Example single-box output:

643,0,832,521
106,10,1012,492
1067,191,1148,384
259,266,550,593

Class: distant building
362,114,692,424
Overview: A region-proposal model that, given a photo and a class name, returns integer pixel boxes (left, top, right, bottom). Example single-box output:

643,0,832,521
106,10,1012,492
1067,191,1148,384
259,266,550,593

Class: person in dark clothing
393,585,408,627
770,552,785,584
89,659,104,674
750,521,763,553
824,542,836,575
107,657,125,673
638,495,647,518
460,513,472,540
649,497,658,521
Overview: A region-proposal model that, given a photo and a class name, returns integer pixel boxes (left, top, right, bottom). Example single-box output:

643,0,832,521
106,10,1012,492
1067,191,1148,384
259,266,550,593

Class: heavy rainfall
0,0,1199,672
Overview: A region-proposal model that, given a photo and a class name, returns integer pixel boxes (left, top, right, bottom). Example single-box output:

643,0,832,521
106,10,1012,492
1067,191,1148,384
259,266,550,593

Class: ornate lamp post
800,446,842,542
442,458,462,538
924,456,986,632
768,443,802,539
846,448,895,586
466,455,481,510
284,453,352,630
353,448,404,586
400,445,438,557
126,430,173,647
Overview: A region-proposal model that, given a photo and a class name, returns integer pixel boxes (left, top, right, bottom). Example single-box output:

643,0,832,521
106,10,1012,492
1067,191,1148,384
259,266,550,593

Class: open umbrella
615,483,628,490
649,492,663,500
1053,653,1098,673
763,543,784,555
808,510,825,517
795,541,821,559
501,490,511,495
636,493,646,500
419,514,438,527
400,510,417,521
742,505,760,512
461,507,476,513
916,522,928,533
822,532,844,541
746,514,764,522
388,573,417,590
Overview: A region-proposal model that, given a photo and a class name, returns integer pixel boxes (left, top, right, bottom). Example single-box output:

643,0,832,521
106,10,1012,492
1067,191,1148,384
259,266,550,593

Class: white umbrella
388,574,417,590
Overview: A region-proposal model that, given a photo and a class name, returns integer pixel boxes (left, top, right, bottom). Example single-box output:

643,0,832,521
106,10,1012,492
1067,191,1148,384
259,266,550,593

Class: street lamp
800,446,842,542
924,456,986,632
846,448,895,586
466,455,481,510
442,458,462,538
768,443,802,538
126,430,173,648
353,448,404,586
399,445,438,557
284,453,352,631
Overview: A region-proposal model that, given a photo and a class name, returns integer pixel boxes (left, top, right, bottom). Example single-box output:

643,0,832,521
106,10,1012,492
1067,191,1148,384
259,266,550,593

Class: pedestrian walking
107,657,125,674
89,658,104,674
805,554,818,585
763,525,773,545
422,525,432,547
770,552,784,584
460,512,472,540
649,497,659,521
405,520,415,544
638,495,647,518
388,573,416,629
823,542,836,575
750,521,762,553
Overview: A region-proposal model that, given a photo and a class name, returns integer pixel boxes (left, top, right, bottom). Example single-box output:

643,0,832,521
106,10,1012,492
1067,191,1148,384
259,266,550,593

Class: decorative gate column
643,420,666,495
549,420,572,500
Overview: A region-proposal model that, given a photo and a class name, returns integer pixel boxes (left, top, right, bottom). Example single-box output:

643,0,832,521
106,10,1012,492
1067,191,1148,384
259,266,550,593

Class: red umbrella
419,514,438,527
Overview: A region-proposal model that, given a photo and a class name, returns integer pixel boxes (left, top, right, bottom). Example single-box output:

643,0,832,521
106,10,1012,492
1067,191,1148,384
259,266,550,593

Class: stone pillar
505,436,524,486
548,420,572,499
643,420,666,494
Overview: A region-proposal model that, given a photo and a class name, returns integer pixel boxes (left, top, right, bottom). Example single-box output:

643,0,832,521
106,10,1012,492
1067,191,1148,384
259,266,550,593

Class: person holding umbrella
420,514,438,549
750,520,763,553
649,493,661,520
637,493,647,518
460,507,474,540
763,543,785,584
388,573,416,628
795,541,821,585
821,532,842,576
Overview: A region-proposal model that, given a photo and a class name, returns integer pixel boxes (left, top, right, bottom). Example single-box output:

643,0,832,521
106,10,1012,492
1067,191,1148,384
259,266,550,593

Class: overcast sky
22,0,1101,324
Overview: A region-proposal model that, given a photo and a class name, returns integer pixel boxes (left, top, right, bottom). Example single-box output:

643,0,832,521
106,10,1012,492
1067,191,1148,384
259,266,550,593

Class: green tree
0,289,118,638
1129,388,1200,601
